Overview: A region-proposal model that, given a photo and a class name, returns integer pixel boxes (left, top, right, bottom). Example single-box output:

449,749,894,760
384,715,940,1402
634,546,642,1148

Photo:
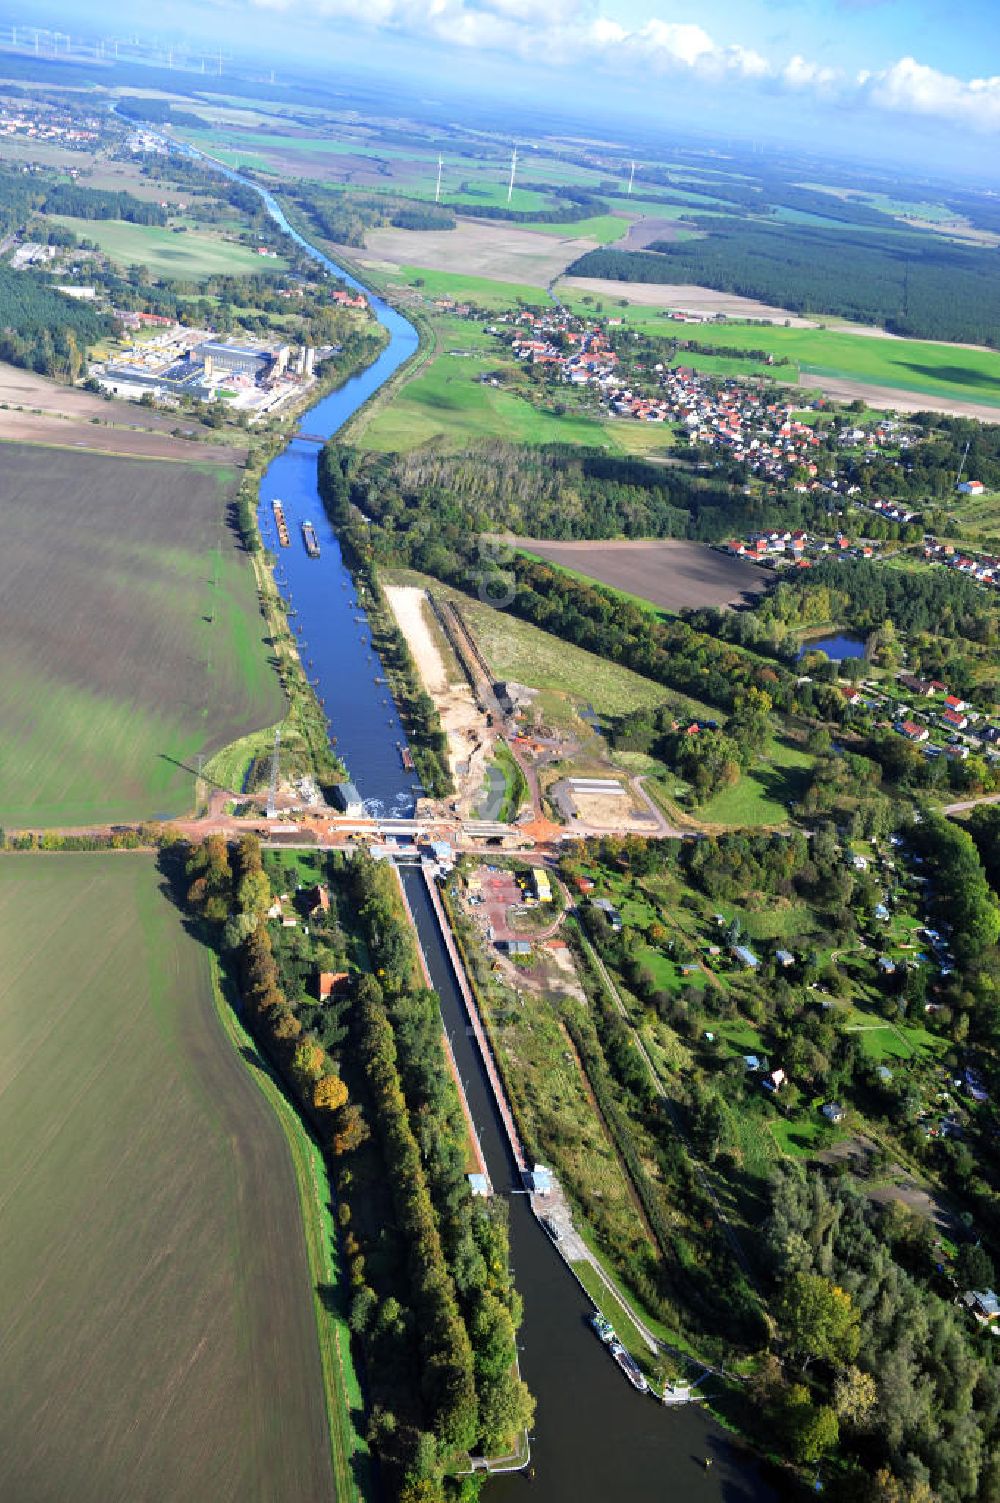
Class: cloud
247,0,1000,133
860,56,1000,131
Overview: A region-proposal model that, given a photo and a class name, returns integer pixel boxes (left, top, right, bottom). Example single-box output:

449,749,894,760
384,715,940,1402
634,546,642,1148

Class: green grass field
438,582,668,716
359,349,659,451
698,738,813,827
525,214,629,244
0,854,342,1503
48,214,286,279
0,446,284,826
393,265,550,306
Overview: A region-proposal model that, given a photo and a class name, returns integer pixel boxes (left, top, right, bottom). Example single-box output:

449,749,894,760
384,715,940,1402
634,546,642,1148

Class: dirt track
511,536,768,611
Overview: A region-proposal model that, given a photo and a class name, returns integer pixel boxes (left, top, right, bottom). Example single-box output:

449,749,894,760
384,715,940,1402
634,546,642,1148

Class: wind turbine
627,159,636,197
506,144,518,206
435,154,443,204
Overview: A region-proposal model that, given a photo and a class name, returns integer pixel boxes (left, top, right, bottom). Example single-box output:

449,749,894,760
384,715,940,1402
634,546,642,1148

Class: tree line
182,836,532,1500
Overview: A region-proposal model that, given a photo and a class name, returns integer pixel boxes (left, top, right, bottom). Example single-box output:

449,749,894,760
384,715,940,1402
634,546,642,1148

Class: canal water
193,146,778,1503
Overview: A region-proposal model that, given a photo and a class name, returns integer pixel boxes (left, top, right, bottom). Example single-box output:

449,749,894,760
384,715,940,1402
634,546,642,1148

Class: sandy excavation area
353,219,599,289
384,585,494,813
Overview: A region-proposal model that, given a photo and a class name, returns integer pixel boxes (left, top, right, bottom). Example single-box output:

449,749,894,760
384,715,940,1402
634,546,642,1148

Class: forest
41,183,167,225
332,441,841,544
0,263,110,377
569,221,1000,346
287,183,456,248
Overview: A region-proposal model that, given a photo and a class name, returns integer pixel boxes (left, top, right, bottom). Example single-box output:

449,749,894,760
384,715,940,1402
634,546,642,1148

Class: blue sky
33,0,1000,176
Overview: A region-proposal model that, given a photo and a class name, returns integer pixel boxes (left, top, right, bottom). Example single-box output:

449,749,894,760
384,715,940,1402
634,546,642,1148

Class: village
492,304,917,493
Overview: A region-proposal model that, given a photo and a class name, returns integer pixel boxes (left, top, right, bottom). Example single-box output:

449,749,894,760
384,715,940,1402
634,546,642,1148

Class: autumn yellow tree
313,1074,349,1112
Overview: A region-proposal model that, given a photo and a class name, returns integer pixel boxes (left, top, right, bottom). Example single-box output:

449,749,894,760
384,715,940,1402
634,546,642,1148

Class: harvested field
795,372,1000,422
511,537,769,611
0,444,283,826
354,219,598,289
0,361,202,433
0,854,336,1503
617,217,691,250
0,412,241,461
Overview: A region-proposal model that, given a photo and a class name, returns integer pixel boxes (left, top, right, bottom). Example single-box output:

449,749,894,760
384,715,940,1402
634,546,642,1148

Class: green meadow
359,348,669,453
49,214,285,279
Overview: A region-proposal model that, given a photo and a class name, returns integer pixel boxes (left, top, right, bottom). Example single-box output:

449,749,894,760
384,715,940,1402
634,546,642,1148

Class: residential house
317,971,349,1002
304,883,330,917
763,1068,787,1093
822,1103,846,1124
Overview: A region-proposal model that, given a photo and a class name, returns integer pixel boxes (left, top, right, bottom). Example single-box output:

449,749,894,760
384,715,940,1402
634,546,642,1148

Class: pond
797,631,867,661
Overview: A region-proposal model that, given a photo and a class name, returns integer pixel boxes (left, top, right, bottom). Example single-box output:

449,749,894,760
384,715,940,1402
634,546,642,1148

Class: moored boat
610,1340,649,1394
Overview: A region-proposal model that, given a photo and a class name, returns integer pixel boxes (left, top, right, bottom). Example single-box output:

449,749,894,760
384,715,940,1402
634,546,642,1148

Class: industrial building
199,339,290,381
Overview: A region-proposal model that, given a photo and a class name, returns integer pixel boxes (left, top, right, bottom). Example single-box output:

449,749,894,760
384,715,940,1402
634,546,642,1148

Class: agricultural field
389,266,550,307
47,214,287,279
0,854,338,1503
0,444,284,826
357,220,598,293
510,538,768,613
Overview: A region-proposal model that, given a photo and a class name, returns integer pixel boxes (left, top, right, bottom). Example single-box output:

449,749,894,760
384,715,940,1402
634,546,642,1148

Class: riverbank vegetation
183,835,533,1500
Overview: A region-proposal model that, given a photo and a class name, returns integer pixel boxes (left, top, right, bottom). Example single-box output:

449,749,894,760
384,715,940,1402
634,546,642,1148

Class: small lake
797,632,867,661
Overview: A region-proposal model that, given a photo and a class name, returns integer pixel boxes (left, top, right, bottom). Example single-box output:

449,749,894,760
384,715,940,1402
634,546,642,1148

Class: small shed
822,1102,846,1124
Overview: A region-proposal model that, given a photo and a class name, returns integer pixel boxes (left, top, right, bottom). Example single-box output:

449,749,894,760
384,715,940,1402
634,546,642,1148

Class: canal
192,144,778,1503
